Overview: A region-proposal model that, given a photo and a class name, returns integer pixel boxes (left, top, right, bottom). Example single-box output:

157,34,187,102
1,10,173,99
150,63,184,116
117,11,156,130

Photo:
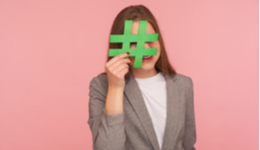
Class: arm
182,77,197,150
87,77,126,150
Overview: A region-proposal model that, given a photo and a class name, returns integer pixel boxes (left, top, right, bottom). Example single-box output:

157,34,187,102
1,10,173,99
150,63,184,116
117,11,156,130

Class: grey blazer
88,71,196,150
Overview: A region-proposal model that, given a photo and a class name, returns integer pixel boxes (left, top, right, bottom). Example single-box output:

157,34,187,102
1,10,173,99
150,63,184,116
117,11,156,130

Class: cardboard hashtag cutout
109,20,158,68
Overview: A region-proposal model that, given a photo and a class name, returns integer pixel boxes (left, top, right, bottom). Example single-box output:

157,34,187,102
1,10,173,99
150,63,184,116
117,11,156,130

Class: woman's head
128,20,161,77
100,5,176,80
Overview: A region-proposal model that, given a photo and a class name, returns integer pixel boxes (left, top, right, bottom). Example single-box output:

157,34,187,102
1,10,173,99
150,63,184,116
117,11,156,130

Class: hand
105,52,131,88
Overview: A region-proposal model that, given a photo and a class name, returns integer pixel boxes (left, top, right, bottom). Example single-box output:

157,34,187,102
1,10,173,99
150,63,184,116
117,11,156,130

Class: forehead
131,21,156,35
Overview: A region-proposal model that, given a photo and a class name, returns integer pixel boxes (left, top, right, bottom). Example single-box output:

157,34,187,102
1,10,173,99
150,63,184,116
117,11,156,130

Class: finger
110,58,130,72
125,58,131,64
118,66,129,79
107,52,129,67
113,63,129,75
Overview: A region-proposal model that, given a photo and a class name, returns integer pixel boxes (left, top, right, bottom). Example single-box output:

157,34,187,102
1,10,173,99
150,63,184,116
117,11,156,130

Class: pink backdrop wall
0,0,258,150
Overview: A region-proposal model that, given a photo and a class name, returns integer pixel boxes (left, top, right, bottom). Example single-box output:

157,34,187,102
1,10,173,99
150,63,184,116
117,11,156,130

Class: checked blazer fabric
88,71,196,150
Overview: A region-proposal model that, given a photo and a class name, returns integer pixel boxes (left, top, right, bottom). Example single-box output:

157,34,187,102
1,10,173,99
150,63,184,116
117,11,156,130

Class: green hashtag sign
109,20,158,68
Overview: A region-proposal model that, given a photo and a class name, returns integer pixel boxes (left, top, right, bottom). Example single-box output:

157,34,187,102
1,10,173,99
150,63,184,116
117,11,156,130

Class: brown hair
99,4,177,80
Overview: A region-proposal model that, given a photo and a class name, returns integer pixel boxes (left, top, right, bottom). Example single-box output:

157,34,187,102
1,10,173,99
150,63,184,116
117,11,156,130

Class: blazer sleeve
182,77,197,150
87,77,126,150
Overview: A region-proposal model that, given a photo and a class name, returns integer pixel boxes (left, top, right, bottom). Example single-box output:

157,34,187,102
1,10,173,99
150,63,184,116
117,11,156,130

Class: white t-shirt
134,71,167,150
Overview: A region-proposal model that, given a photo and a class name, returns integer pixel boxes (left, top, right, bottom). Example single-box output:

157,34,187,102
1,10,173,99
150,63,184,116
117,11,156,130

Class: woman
88,5,196,150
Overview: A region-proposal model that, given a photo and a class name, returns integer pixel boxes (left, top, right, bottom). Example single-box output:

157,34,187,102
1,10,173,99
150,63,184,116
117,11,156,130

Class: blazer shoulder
89,73,108,90
174,73,193,89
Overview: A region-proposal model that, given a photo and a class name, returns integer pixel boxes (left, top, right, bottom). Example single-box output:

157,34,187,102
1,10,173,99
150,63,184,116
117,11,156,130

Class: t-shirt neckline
134,71,162,82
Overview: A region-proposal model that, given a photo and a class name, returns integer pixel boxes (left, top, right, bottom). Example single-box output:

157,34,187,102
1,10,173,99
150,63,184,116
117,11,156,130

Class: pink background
0,0,258,150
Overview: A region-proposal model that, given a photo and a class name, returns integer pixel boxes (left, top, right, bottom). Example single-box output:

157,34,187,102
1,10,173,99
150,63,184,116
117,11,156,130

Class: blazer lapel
124,71,179,150
161,72,179,150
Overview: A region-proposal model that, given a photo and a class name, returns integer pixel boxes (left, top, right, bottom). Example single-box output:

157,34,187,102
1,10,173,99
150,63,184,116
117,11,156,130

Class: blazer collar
124,71,179,150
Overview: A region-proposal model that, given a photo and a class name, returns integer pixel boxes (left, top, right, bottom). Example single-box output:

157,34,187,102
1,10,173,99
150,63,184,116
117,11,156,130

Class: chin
140,63,155,70
130,57,158,70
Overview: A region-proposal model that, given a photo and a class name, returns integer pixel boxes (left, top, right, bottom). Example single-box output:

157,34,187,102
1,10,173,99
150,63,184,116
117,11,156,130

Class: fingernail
127,52,130,55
